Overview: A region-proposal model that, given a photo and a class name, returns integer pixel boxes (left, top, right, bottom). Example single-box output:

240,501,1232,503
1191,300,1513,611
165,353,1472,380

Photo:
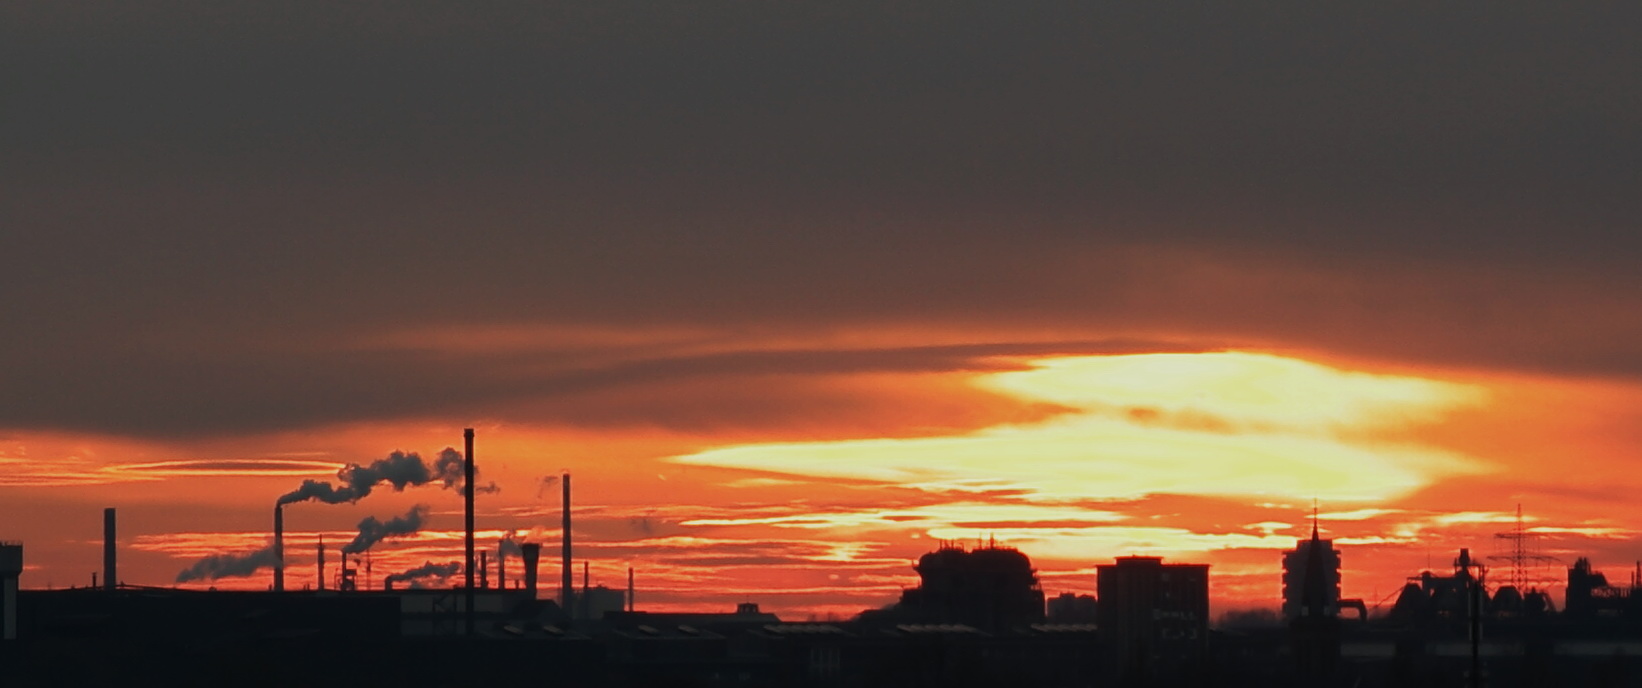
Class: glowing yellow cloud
670,352,1485,503
977,352,1482,431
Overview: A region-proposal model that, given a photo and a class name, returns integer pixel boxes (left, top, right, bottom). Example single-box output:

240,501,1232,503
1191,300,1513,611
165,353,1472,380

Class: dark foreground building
862,543,1047,633
0,586,1101,688
1097,555,1210,684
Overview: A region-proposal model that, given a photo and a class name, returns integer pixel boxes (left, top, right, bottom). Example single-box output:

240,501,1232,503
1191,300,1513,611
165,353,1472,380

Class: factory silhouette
6,431,1642,686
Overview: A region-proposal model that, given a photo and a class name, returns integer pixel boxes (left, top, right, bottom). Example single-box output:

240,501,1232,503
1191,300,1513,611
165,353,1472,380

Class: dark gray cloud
2,2,1639,438
0,339,1167,437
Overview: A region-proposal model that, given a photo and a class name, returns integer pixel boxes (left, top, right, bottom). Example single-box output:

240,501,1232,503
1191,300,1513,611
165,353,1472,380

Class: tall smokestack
273,505,285,592
561,472,572,611
628,566,634,612
521,543,540,599
480,551,489,589
103,508,116,591
463,428,475,636
317,535,326,591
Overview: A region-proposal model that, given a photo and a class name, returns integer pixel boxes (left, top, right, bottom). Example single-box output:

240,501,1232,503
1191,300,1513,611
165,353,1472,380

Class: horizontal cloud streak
673,353,1484,503
112,459,341,477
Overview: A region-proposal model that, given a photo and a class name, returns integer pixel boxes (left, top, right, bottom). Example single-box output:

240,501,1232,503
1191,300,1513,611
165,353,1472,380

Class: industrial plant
5,431,1642,687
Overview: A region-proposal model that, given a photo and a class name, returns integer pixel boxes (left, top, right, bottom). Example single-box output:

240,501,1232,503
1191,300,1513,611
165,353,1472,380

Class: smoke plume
535,475,560,499
498,530,523,557
277,448,470,506
175,544,280,583
385,561,462,585
629,511,664,536
429,448,465,488
343,504,429,554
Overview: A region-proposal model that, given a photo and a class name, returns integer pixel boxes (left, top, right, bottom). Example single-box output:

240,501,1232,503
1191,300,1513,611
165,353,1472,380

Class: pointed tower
1290,505,1341,685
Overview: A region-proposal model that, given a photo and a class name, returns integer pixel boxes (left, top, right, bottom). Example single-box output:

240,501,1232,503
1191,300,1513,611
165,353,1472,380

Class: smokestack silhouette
463,428,475,636
343,505,428,554
273,505,285,592
562,472,572,611
521,543,541,599
628,566,634,612
103,508,116,591
480,551,489,589
317,535,325,591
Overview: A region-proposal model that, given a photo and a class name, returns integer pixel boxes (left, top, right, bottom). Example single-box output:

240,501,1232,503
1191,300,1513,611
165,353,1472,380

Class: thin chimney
628,566,635,612
273,505,285,592
463,428,476,635
498,548,506,592
102,508,116,590
317,535,326,591
561,472,572,611
480,550,489,590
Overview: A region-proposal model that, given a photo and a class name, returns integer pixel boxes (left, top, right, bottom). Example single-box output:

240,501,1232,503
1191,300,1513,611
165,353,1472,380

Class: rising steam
277,449,467,506
343,504,429,554
176,544,280,583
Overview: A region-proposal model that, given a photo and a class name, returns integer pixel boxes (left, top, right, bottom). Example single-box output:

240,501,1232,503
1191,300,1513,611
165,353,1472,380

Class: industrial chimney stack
463,428,475,635
103,508,116,591
562,472,572,611
273,505,285,592
521,543,541,599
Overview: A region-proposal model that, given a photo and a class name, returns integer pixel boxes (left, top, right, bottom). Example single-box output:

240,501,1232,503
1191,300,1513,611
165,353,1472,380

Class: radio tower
1488,504,1559,590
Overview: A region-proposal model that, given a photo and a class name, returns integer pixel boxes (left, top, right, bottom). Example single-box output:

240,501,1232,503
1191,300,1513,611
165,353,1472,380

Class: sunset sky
4,2,1641,619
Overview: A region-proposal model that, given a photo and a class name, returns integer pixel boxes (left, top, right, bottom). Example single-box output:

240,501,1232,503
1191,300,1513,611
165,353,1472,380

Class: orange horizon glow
3,349,1641,619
